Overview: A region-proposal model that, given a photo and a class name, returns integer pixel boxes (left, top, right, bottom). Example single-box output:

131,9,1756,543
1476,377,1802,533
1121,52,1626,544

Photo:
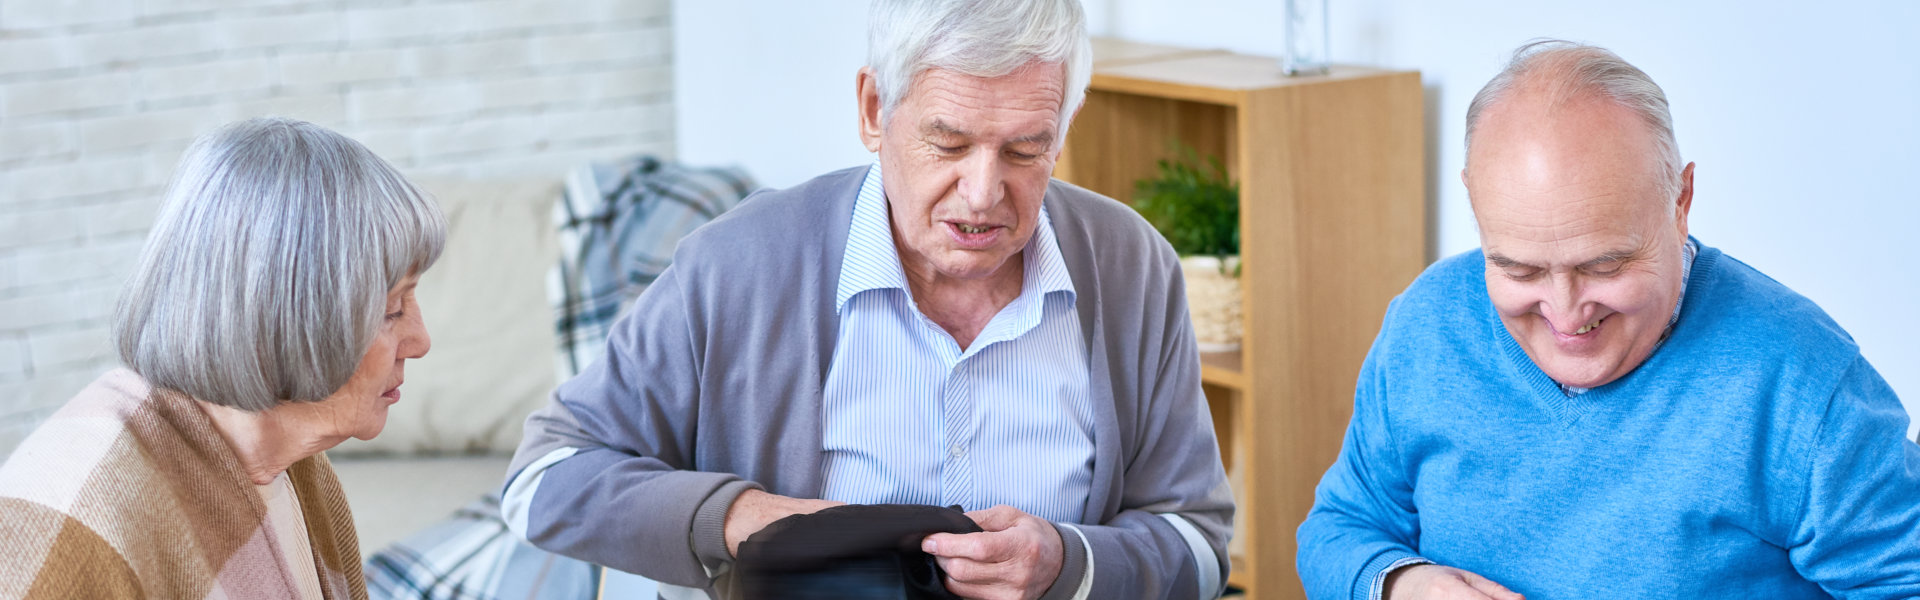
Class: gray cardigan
508,166,1233,598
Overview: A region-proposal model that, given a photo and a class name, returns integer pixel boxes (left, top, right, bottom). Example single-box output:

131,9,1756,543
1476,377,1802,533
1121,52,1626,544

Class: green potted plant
1131,144,1242,352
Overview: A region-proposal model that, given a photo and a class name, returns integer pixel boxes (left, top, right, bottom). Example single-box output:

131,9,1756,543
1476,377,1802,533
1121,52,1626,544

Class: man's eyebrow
1009,130,1055,148
926,120,967,137
1578,249,1636,269
1486,253,1532,269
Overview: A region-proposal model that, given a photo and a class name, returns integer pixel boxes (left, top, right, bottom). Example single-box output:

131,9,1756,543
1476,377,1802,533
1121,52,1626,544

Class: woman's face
315,274,430,441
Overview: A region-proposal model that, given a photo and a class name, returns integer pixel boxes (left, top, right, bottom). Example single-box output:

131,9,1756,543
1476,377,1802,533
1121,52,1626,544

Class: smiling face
313,274,430,440
1466,92,1694,389
858,63,1066,287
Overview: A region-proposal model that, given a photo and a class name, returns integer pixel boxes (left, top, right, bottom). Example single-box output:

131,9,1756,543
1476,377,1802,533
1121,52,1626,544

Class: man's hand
722,489,842,557
921,505,1065,600
1386,564,1524,600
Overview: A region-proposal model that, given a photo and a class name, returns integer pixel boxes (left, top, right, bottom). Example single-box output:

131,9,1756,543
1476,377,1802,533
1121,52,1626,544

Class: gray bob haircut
867,0,1093,145
114,117,445,412
1465,39,1684,192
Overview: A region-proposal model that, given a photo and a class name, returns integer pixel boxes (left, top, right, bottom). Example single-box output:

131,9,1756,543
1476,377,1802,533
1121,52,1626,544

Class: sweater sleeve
505,266,752,588
1296,314,1426,600
1788,356,1920,598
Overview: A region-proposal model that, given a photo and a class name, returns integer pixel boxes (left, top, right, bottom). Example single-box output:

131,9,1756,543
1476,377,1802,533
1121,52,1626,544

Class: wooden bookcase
1056,39,1427,600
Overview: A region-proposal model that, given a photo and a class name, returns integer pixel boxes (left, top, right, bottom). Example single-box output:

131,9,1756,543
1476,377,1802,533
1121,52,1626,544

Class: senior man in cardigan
1297,40,1920,600
502,1,1232,599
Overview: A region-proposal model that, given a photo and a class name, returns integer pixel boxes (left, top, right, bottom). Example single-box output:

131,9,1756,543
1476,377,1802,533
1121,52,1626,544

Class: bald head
1462,39,1697,390
1464,40,1682,195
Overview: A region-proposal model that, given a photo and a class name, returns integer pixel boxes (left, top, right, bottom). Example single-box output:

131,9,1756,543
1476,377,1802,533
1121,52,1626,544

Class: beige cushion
333,177,560,455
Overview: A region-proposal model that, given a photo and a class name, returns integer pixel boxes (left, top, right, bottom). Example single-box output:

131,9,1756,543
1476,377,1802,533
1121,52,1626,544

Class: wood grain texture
1060,38,1427,600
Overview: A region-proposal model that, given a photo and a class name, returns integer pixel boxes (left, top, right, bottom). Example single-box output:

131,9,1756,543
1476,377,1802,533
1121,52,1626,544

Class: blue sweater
1298,242,1920,600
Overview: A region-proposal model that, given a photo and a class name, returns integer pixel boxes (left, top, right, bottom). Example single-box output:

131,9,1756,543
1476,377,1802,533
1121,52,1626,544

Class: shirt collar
834,162,1075,315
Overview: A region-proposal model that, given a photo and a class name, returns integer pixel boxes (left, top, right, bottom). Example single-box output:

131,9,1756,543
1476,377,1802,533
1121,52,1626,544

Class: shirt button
949,444,965,457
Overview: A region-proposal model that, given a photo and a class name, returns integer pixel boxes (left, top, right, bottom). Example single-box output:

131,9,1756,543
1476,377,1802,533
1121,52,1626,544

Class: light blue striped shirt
820,163,1095,525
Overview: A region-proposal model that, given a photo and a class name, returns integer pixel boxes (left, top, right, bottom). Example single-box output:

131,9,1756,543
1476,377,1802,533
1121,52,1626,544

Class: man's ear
1674,161,1696,240
857,67,884,153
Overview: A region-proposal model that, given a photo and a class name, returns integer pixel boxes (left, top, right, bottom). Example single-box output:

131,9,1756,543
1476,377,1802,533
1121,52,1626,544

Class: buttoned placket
937,357,975,509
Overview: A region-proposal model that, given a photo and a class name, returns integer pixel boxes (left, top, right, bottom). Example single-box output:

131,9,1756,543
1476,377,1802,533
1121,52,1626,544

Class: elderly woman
0,117,443,599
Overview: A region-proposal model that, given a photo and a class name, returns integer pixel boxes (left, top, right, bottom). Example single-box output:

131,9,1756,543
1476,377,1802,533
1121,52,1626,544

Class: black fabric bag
735,504,983,600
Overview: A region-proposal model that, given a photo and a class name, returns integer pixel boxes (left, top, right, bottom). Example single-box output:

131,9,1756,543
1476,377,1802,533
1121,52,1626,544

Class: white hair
1465,39,1684,194
113,117,445,411
867,0,1092,145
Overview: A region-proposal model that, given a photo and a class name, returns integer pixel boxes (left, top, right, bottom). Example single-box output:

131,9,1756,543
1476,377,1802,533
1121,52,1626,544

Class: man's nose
1541,272,1585,333
955,152,1004,212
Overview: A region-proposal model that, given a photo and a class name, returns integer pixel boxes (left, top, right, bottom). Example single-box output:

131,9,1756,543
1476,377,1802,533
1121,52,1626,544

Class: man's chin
933,255,1016,281
1538,358,1626,390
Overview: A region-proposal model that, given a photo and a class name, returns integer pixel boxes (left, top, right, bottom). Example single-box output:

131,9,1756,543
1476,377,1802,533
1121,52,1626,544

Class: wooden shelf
1059,38,1427,600
1199,349,1248,391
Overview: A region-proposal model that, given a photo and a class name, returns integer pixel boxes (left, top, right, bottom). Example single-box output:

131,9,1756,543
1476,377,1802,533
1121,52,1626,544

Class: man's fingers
1460,570,1523,600
923,531,1008,561
935,554,992,584
942,575,1018,600
964,505,1024,532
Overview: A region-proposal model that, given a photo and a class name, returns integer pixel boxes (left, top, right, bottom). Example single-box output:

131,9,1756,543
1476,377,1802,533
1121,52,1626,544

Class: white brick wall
0,0,677,458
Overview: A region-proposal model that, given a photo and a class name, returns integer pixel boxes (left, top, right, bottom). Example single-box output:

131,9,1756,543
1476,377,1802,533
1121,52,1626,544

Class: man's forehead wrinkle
1480,196,1644,265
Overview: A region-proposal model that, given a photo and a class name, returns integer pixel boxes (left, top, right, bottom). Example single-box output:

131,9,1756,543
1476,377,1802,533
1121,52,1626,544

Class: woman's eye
385,310,405,321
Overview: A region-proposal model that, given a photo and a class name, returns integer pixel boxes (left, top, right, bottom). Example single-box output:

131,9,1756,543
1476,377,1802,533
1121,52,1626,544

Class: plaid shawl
0,368,367,599
549,154,756,379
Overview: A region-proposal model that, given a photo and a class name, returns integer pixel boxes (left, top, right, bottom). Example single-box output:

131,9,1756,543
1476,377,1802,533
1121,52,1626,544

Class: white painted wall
674,1,1920,423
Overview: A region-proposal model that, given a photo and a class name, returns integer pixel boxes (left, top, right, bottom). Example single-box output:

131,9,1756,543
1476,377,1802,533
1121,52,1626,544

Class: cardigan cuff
689,479,762,569
1038,522,1091,600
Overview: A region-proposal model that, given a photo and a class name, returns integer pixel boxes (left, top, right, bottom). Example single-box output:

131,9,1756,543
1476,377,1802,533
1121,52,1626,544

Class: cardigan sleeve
0,499,144,599
1068,258,1235,600
504,266,752,589
1787,356,1920,598
1295,301,1428,600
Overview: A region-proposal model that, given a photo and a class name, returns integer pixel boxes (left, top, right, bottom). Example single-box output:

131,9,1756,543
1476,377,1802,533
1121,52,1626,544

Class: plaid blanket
366,155,754,600
550,155,757,379
366,494,598,600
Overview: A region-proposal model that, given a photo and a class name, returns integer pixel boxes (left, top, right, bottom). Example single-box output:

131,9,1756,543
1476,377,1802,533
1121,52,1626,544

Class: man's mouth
1568,315,1606,336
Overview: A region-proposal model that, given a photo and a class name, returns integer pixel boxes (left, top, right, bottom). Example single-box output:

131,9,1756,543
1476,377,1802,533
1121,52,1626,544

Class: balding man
1297,40,1920,599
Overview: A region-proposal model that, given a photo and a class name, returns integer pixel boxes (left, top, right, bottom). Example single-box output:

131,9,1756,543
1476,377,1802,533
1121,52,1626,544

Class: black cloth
735,504,982,600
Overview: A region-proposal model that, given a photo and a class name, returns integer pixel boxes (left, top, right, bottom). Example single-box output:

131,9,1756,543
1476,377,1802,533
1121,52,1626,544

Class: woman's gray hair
868,0,1092,145
1465,39,1683,194
114,117,445,412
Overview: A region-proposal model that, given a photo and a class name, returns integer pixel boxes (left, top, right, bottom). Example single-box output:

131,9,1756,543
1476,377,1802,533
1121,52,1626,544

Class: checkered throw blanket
550,154,757,379
366,494,600,600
